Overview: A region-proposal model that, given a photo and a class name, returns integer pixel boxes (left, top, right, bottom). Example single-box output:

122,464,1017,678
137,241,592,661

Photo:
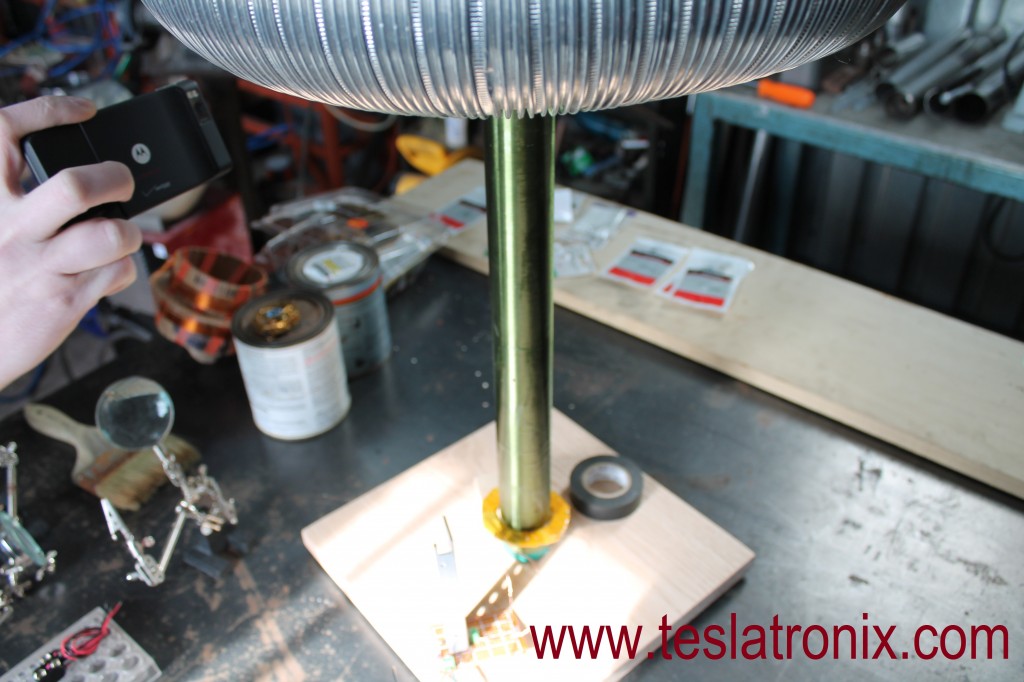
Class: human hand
0,96,142,389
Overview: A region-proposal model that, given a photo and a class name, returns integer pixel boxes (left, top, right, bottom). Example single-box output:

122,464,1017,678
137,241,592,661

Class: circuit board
435,607,533,676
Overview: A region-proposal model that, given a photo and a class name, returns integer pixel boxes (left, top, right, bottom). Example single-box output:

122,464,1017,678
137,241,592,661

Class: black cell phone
21,80,232,222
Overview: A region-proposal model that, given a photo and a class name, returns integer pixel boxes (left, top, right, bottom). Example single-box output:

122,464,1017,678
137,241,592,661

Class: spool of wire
150,247,268,364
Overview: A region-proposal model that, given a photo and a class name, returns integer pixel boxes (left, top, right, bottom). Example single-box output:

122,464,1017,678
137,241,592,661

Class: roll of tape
569,455,644,521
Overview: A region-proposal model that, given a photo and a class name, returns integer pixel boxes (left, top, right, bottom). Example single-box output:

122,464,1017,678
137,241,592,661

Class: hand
0,96,142,389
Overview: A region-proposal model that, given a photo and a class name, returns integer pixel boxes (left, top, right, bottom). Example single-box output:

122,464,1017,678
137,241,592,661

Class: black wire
980,195,1024,263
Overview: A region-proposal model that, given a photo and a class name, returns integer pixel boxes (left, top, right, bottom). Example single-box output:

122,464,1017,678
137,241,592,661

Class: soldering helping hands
101,445,237,587
152,444,238,536
0,442,57,624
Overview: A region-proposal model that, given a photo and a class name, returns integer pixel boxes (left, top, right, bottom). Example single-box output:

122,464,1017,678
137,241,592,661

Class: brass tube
485,114,554,531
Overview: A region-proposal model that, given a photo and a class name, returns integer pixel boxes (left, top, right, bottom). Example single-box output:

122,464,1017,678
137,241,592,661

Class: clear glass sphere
95,376,175,450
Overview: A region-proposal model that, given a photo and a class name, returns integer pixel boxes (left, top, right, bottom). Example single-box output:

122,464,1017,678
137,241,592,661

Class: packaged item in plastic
601,237,688,290
659,248,754,312
570,201,627,251
554,240,596,279
252,188,446,295
429,186,487,232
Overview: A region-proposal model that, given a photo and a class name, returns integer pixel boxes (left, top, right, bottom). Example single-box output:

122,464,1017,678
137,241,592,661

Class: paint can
286,242,392,378
231,289,350,440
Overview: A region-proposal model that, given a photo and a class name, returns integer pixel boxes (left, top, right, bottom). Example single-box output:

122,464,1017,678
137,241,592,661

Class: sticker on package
431,186,487,232
659,248,754,312
601,237,688,289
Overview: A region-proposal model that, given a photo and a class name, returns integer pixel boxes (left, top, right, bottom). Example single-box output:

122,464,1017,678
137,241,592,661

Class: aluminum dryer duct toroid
143,1,904,119
143,0,906,532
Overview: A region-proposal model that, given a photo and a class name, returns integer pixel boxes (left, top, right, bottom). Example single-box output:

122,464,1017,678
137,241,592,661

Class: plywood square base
302,412,754,680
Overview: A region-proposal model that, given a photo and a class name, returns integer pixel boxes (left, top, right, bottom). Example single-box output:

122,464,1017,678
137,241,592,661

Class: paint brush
23,403,200,511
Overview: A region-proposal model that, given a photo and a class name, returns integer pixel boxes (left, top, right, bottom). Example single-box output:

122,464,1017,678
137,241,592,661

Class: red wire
60,602,123,660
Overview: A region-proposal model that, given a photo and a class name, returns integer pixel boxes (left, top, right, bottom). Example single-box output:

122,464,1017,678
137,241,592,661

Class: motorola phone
21,80,232,222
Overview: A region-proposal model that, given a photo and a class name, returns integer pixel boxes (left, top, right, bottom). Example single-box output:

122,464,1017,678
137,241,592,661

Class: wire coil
141,0,904,118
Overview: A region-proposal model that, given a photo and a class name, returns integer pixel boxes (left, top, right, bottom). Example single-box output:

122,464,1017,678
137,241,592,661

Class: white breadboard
1,607,160,682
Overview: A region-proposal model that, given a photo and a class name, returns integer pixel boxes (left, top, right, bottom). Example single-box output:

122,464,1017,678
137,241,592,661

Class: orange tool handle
757,80,816,109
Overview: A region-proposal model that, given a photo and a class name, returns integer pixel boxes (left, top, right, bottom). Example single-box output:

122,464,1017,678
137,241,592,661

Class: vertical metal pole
2,443,17,522
485,114,554,532
5,459,16,522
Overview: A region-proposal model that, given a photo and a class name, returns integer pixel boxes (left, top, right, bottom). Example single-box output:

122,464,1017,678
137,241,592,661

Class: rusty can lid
232,288,333,348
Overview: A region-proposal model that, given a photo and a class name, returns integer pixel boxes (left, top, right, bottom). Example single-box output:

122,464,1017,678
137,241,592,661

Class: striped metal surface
142,0,904,118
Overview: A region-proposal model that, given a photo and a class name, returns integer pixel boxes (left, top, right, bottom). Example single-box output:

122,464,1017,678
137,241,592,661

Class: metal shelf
682,87,1024,228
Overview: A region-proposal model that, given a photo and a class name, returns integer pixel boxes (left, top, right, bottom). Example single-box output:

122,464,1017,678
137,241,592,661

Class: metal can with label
231,289,351,440
287,242,392,378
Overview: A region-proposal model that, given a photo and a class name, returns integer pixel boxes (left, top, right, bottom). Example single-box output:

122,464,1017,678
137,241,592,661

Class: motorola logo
131,143,152,165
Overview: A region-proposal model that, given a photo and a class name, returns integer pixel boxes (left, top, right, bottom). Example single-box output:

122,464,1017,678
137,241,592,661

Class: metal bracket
434,517,469,654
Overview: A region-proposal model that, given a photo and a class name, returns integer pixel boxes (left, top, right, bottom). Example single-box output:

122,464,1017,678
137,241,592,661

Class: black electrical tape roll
569,455,644,520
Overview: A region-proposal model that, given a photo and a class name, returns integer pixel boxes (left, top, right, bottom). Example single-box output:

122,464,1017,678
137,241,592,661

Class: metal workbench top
1,257,1021,680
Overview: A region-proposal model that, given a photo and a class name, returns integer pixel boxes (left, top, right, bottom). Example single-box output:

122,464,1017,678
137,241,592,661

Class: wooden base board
302,411,754,681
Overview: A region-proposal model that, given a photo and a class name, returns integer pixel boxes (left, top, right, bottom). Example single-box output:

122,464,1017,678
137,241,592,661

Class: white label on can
234,323,351,440
302,250,366,286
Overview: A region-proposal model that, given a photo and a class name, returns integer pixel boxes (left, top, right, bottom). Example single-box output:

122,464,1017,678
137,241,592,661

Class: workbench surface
1,257,1021,680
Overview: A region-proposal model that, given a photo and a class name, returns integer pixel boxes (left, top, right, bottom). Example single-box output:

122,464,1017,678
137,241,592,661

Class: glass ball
95,376,175,450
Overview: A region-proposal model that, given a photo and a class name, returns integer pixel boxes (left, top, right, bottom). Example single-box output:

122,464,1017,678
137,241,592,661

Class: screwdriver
739,79,817,109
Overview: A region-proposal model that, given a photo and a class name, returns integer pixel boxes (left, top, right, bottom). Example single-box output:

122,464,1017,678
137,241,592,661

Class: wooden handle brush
24,403,201,511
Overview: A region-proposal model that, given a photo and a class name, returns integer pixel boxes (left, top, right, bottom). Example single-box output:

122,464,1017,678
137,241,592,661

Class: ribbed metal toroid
142,0,905,118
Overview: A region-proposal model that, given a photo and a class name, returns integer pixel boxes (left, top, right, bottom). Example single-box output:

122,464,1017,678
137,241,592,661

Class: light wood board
302,411,754,681
394,160,1024,500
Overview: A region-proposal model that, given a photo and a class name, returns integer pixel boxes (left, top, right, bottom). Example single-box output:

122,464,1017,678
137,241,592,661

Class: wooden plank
397,160,1024,500
302,411,754,681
